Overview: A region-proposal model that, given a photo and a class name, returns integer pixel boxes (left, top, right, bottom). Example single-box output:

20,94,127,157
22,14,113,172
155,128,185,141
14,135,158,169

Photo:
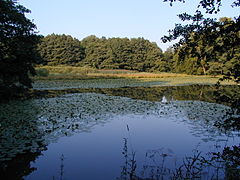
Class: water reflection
0,151,42,180
0,85,239,179
118,138,240,180
32,84,240,106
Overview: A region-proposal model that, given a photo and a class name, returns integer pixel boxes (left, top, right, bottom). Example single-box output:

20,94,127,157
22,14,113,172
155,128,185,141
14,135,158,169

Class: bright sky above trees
21,0,239,51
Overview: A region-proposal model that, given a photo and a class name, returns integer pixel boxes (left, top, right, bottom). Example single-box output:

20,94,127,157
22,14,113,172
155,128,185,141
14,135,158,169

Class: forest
36,18,240,76
37,34,166,72
1,0,239,100
1,0,240,179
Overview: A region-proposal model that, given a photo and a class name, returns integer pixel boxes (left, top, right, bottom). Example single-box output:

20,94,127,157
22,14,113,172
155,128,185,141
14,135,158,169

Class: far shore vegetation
1,0,239,101
34,65,236,86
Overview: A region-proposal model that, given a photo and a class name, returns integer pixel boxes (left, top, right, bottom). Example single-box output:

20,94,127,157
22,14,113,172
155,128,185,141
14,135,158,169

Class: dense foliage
1,0,239,102
36,0,239,77
168,18,240,76
36,26,239,76
161,3,240,177
0,0,39,100
37,35,167,72
162,0,240,81
37,34,85,65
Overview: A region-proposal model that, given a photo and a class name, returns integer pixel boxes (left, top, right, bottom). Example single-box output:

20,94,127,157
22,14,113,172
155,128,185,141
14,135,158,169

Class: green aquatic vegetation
30,85,239,108
0,93,158,161
32,79,166,90
0,101,46,161
32,75,235,91
33,77,235,91
0,93,237,163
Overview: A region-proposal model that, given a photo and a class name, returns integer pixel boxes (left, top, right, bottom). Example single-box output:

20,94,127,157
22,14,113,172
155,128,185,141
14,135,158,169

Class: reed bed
35,65,192,78
34,65,235,86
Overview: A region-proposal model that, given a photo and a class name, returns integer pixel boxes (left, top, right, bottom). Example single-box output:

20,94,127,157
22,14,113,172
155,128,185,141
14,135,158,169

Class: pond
0,82,239,180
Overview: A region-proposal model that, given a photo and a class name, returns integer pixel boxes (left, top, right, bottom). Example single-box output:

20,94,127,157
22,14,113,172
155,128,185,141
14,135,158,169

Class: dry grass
88,72,190,78
34,65,236,86
36,65,97,75
35,65,192,78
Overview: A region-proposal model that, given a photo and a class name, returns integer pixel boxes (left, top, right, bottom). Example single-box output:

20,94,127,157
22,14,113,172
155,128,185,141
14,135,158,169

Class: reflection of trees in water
0,91,237,160
159,100,239,141
32,85,240,136
0,100,46,179
214,85,240,132
93,85,240,134
0,100,46,161
114,85,240,180
118,138,240,180
35,85,240,106
0,151,42,180
0,93,156,179
0,86,239,179
101,85,239,107
0,93,157,161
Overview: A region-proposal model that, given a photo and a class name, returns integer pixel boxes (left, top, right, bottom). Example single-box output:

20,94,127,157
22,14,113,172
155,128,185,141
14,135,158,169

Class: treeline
1,0,239,102
170,17,240,75
37,35,169,72
0,0,39,101
36,17,239,75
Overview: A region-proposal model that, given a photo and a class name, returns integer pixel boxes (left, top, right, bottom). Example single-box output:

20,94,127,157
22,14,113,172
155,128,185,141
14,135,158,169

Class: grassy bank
34,65,236,86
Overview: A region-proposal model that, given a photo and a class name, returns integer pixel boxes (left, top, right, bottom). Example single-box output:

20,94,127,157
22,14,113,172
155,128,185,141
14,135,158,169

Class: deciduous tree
37,34,85,65
0,0,39,100
162,0,240,82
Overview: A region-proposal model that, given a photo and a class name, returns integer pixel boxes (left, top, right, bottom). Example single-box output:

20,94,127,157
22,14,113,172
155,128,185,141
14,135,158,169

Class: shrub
36,68,49,77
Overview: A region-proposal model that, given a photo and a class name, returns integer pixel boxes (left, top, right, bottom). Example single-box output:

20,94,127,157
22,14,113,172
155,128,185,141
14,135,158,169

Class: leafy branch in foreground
0,0,39,101
162,0,240,82
119,138,240,180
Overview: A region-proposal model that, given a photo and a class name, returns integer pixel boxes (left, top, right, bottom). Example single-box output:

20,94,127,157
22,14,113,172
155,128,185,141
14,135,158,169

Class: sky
21,0,239,51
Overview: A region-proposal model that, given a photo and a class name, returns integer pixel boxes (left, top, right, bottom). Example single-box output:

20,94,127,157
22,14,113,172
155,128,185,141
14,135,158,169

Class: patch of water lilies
0,93,238,162
32,79,165,90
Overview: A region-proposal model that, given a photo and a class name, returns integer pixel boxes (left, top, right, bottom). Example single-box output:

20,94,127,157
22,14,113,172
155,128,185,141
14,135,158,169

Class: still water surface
0,85,239,179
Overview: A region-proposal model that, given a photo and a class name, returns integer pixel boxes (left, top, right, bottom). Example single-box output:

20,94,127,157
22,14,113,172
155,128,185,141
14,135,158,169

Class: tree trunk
201,57,207,75
202,64,207,75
